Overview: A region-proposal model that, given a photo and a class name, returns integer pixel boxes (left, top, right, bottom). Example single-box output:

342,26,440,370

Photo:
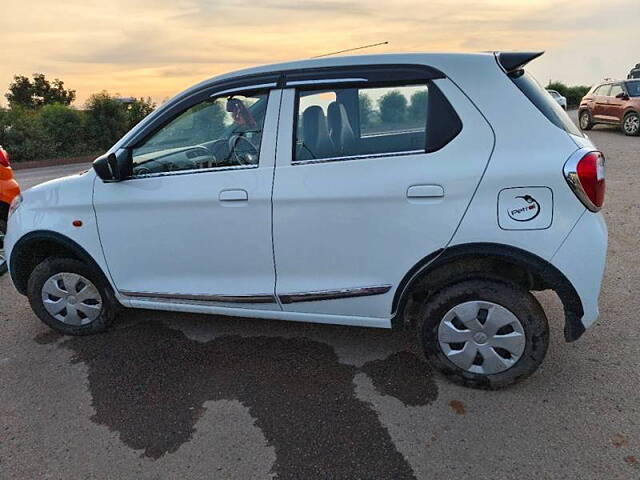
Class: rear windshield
511,71,583,137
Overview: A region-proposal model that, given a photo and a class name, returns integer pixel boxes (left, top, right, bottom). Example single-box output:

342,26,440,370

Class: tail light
563,150,605,212
0,147,9,167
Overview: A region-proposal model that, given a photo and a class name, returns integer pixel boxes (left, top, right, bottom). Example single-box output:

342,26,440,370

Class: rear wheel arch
392,243,585,342
9,231,112,296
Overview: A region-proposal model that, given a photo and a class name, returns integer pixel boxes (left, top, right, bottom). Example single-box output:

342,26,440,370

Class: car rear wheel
622,112,640,136
579,110,594,130
0,219,7,275
418,279,549,389
27,257,118,335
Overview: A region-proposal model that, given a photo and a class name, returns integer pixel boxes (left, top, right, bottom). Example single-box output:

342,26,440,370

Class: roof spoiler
496,51,544,73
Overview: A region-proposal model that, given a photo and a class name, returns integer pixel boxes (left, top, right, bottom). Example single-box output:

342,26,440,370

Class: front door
272,76,493,322
93,89,282,308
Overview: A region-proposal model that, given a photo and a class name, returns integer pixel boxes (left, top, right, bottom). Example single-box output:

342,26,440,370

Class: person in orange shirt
0,146,20,274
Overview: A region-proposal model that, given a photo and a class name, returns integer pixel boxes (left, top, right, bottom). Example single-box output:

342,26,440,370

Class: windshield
625,81,640,97
511,71,582,137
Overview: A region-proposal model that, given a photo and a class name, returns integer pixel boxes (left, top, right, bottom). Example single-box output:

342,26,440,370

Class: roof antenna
312,41,389,58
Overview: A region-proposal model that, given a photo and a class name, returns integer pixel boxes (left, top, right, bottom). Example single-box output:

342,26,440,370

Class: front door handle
219,189,248,202
407,185,444,199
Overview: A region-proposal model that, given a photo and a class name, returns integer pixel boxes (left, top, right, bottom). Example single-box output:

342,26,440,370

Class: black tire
622,111,640,136
0,218,7,275
418,279,549,389
27,257,118,335
579,109,594,130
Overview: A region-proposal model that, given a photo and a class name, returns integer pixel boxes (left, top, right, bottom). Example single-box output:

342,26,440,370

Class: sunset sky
2,0,638,106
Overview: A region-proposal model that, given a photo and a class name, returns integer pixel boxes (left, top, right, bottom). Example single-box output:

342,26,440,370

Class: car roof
183,52,495,94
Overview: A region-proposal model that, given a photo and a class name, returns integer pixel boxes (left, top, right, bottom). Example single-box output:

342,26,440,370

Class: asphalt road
2,113,639,479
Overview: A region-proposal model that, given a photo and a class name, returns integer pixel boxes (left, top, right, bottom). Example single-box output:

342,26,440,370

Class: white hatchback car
5,52,607,388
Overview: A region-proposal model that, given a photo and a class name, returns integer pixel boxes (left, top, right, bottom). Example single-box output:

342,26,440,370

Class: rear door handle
407,185,444,198
219,189,248,202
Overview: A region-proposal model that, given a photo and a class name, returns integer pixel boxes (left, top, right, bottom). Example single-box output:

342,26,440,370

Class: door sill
122,296,392,329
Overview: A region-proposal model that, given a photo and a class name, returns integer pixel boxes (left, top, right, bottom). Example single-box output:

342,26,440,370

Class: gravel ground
1,112,639,479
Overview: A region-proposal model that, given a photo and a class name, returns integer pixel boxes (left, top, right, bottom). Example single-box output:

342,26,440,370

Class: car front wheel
622,112,640,136
27,257,118,335
419,279,549,389
579,110,594,130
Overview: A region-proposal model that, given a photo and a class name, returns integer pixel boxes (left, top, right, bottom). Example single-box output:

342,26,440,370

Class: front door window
132,93,268,177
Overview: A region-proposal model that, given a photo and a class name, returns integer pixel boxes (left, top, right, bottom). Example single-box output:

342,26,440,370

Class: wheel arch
392,242,585,342
9,230,112,296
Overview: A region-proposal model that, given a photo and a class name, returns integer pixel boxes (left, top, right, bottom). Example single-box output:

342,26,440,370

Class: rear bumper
551,211,608,332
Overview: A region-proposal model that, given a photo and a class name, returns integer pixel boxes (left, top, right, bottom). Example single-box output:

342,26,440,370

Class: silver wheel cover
580,112,589,129
624,114,639,134
41,273,103,326
438,300,526,375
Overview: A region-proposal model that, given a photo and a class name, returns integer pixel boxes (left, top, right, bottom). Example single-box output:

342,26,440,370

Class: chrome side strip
292,149,423,166
120,290,276,304
278,285,392,304
210,83,278,97
120,285,393,306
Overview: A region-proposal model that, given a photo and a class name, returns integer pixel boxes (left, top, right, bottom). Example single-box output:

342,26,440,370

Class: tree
358,93,374,127
126,97,156,130
408,90,428,121
84,91,128,150
378,90,407,123
5,73,76,109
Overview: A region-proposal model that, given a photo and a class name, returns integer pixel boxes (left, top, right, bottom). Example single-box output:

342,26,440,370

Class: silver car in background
547,89,567,110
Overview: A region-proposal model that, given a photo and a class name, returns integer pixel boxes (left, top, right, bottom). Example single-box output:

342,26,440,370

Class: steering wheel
228,135,258,166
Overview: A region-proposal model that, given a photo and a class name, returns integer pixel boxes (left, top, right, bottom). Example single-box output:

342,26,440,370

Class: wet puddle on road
56,322,437,479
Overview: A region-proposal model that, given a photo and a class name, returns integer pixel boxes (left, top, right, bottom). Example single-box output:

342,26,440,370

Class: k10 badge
498,187,553,230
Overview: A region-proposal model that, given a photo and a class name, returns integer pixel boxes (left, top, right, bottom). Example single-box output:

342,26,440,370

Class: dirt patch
360,350,438,406
34,330,64,345
449,400,466,415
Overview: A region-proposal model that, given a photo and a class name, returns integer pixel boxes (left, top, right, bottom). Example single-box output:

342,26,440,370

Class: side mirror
93,149,131,182
616,92,629,100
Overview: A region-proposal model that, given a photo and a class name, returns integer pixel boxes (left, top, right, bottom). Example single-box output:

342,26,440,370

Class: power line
311,41,389,58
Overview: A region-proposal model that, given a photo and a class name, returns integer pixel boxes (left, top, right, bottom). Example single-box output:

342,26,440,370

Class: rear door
272,71,494,322
606,83,626,122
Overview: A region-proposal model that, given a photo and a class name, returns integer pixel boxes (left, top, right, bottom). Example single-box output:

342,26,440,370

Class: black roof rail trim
283,64,445,86
497,51,544,73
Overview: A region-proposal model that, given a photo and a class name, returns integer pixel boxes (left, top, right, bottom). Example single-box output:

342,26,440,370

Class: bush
39,104,85,156
1,107,57,162
84,91,129,150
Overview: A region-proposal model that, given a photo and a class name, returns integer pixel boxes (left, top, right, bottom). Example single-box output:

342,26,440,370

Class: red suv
579,79,640,136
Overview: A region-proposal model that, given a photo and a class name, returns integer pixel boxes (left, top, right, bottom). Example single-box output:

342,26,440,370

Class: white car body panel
4,171,110,281
272,79,493,318
92,90,282,309
5,52,607,337
551,211,607,329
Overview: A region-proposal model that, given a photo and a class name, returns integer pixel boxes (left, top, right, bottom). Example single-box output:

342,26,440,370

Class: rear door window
293,82,460,163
